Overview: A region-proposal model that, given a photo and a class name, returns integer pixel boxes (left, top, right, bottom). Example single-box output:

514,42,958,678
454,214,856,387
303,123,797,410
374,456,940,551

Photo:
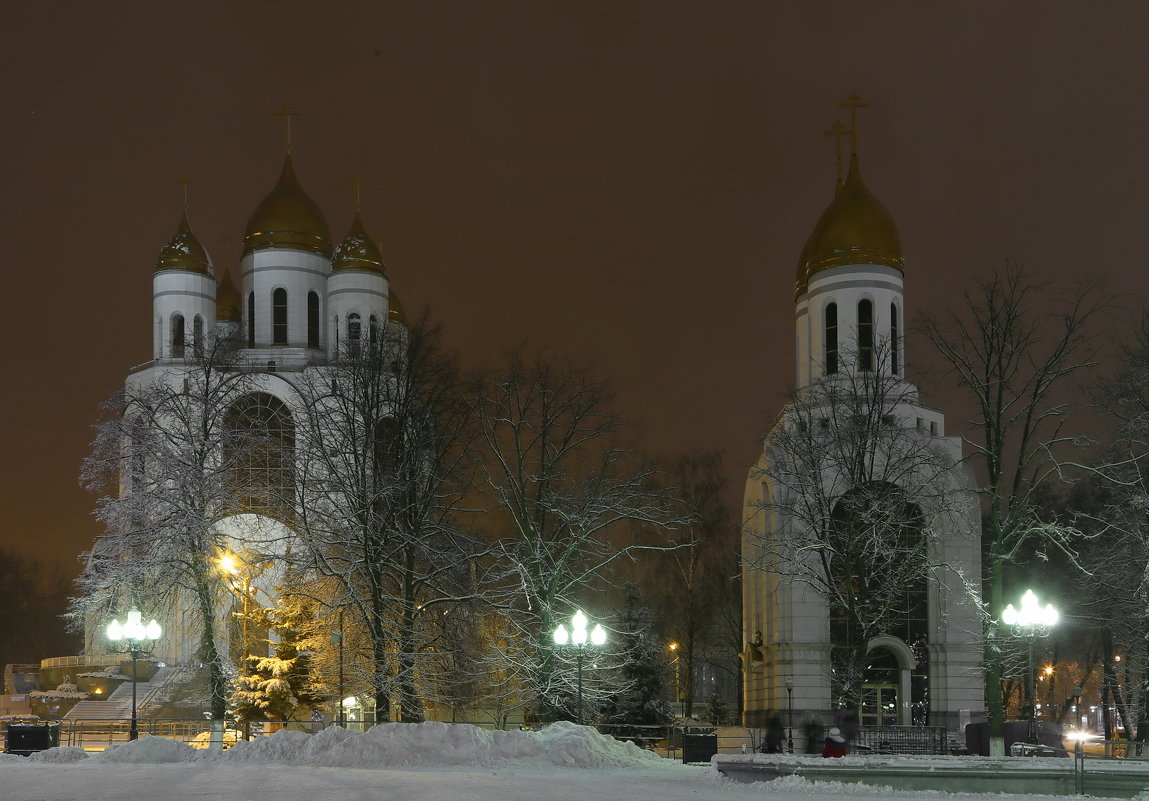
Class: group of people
758,708,860,758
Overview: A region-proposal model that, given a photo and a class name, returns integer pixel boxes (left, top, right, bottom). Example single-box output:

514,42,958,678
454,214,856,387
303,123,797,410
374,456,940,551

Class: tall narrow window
171,314,185,358
192,315,204,357
890,302,900,375
369,315,379,348
348,313,361,357
307,291,320,349
247,292,256,348
858,299,874,371
272,288,288,345
825,302,838,375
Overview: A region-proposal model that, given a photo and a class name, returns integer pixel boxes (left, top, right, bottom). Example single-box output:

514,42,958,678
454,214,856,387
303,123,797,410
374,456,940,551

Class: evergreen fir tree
601,582,673,726
231,590,324,723
705,692,729,725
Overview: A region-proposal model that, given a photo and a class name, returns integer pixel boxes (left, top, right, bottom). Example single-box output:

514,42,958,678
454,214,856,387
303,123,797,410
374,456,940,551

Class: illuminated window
223,393,295,513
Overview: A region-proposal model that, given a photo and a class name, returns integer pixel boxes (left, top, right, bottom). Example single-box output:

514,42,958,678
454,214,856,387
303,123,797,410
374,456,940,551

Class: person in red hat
822,727,847,758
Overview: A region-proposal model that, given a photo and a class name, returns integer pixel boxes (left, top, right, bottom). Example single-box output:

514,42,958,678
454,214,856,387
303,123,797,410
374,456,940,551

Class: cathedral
741,108,984,734
82,144,405,672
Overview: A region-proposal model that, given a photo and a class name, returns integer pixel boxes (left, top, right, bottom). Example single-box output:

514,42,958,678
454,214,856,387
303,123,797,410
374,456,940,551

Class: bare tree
1077,313,1149,741
646,451,737,718
746,340,973,709
76,332,263,734
920,263,1106,754
290,316,480,722
472,351,689,720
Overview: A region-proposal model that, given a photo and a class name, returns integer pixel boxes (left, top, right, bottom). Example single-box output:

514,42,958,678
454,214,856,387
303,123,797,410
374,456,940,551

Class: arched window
890,302,900,375
223,393,295,514
827,483,928,711
858,299,874,371
369,315,379,347
333,315,340,356
348,313,361,357
171,313,185,358
307,292,320,349
272,288,288,345
824,302,838,375
192,315,204,357
247,292,256,348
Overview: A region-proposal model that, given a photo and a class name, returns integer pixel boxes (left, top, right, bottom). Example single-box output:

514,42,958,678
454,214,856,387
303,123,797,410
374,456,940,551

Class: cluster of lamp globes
1002,589,1059,631
552,610,607,647
106,607,162,648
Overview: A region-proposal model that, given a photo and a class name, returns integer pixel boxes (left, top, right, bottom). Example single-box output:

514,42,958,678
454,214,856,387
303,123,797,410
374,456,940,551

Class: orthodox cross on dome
275,103,300,155
350,176,366,212
838,92,869,152
175,176,196,212
823,121,849,185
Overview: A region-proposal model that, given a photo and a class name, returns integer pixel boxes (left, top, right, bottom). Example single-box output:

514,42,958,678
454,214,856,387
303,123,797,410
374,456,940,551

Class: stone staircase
65,666,180,721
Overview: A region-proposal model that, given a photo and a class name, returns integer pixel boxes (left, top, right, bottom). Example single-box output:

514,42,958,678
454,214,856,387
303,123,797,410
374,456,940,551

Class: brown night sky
4,2,1148,572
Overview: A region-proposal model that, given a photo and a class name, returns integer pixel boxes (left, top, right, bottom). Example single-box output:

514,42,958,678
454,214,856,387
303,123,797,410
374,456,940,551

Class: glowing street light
1002,589,1058,746
553,610,606,725
105,607,162,740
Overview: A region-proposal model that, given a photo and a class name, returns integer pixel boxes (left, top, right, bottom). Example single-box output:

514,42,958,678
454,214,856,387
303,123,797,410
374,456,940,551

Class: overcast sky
4,1,1147,568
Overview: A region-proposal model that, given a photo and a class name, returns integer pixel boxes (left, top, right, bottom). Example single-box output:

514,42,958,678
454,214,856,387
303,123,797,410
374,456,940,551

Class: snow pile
95,735,201,763
64,722,660,770
29,746,89,763
223,720,661,769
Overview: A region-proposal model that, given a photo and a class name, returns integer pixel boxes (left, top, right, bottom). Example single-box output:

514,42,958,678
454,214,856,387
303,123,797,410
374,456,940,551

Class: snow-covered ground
0,721,1134,801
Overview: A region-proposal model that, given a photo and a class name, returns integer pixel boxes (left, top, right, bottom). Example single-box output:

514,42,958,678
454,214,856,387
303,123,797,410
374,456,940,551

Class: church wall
153,270,217,359
241,249,330,348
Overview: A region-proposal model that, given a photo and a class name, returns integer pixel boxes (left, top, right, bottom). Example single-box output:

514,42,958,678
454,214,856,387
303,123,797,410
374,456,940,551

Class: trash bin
4,722,60,756
682,732,718,764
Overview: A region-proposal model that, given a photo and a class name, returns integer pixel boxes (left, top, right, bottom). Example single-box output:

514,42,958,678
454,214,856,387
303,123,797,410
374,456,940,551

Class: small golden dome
331,212,386,273
216,270,242,322
795,153,902,297
243,156,332,257
155,212,213,275
388,289,406,325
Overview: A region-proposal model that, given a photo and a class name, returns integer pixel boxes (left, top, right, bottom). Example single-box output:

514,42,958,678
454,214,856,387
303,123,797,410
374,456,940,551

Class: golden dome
388,289,406,325
243,156,332,257
331,212,386,273
216,270,242,322
795,153,902,297
155,212,213,275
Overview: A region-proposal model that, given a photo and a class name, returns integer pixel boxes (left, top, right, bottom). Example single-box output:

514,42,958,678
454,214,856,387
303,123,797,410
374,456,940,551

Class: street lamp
330,607,345,727
785,679,794,753
1002,589,1058,745
105,607,162,740
553,610,607,725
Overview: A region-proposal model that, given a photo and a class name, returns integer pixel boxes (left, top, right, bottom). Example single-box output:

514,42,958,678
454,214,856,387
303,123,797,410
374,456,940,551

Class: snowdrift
21,721,663,770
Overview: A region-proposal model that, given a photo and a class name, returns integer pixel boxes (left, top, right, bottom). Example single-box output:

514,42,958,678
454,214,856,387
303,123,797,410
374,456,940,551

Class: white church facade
741,127,984,734
81,150,405,671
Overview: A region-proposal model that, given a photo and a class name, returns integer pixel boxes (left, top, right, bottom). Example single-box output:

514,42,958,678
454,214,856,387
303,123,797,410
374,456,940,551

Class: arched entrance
862,635,916,726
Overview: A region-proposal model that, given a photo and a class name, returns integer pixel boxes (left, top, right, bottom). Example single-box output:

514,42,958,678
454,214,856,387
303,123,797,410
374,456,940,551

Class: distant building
741,118,984,733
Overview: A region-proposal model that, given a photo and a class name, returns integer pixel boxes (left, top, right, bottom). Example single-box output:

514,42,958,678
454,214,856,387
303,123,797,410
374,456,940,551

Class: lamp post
785,679,794,753
105,607,162,740
1002,589,1058,745
329,607,345,727
553,610,607,725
